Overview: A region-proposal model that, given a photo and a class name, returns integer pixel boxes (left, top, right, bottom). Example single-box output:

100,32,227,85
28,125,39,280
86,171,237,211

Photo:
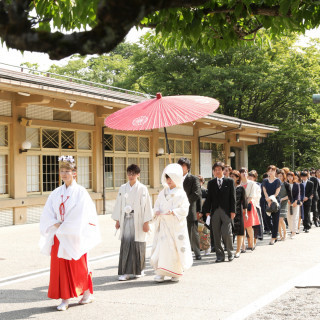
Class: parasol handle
163,127,172,164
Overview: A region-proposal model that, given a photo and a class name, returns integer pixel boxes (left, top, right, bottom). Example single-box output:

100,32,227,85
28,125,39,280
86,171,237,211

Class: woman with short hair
277,169,289,241
240,167,259,250
287,172,300,239
230,170,247,258
262,165,281,245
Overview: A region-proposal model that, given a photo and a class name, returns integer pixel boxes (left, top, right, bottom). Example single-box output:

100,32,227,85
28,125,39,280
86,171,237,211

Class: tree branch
0,0,209,60
204,4,292,17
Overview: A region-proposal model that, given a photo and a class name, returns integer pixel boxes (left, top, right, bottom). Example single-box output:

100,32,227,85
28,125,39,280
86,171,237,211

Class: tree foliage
1,0,320,59
48,35,320,171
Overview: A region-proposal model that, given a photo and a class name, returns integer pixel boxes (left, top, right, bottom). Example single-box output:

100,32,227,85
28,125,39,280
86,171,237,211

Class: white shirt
182,173,188,182
217,176,224,186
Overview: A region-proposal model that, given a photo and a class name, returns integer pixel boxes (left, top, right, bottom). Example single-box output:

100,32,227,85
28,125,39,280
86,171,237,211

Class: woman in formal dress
262,165,281,245
248,170,264,247
287,172,300,239
277,169,289,241
150,163,193,283
230,170,247,258
297,172,305,233
39,155,101,311
240,168,260,251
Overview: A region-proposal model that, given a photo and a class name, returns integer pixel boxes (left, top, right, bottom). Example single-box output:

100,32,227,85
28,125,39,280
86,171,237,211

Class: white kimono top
39,180,101,260
112,180,153,242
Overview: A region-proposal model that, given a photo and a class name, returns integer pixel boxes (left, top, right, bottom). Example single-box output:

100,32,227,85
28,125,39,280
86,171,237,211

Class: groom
203,162,236,262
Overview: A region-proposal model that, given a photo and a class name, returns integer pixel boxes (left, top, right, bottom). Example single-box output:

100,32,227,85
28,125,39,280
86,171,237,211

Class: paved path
0,215,319,320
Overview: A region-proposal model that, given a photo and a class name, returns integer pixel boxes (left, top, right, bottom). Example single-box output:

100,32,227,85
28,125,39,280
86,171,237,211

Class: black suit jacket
202,177,236,217
183,173,202,221
310,177,319,201
304,180,314,204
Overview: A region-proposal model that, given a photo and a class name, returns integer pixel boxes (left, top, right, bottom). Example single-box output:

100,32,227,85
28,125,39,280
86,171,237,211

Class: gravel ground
247,288,320,320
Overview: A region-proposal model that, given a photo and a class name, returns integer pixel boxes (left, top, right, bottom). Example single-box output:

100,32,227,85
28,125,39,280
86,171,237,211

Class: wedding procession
39,155,320,311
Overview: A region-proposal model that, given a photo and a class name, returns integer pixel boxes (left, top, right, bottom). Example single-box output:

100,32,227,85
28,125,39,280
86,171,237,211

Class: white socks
57,299,69,311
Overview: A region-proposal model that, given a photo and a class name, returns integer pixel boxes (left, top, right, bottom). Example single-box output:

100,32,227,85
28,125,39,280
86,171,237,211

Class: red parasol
104,93,219,162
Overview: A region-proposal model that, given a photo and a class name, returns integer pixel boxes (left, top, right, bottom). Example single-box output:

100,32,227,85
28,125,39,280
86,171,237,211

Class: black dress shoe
315,221,319,227
305,229,309,233
228,255,234,262
215,259,224,263
195,255,202,260
211,248,216,253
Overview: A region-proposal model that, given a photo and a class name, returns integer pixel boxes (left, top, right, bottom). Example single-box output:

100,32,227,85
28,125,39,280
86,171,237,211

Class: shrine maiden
112,164,153,281
39,156,101,311
151,163,193,283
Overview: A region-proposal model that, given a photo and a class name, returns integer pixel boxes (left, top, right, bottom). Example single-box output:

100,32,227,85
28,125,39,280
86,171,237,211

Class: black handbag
290,206,293,215
266,201,279,214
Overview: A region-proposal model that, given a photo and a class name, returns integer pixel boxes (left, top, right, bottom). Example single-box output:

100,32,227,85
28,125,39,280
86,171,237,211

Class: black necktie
218,179,222,188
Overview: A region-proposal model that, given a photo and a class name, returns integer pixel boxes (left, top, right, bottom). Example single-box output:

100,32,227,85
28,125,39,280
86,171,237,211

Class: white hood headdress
161,163,184,189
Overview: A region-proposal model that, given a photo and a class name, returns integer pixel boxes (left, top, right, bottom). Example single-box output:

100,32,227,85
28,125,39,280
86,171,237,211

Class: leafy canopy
48,34,320,170
1,0,320,59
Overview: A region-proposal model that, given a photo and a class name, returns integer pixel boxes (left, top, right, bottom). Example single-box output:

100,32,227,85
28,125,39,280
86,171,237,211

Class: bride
150,163,193,283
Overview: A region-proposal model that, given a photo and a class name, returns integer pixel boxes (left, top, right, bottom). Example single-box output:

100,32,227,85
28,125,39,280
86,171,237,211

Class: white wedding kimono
39,180,101,260
151,164,193,277
112,180,153,275
112,180,153,242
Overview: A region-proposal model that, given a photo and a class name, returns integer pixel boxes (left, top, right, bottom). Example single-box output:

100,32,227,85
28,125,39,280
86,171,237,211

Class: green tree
1,0,320,59
48,35,320,171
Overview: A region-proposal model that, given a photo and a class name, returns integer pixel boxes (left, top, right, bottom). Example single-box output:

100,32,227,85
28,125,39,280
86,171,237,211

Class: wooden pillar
241,142,249,169
193,125,200,176
224,133,231,165
10,101,28,224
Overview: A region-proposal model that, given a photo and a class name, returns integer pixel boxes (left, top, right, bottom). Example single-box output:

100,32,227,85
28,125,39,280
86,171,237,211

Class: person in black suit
301,171,314,232
316,169,320,226
309,171,319,227
202,162,236,262
178,158,202,260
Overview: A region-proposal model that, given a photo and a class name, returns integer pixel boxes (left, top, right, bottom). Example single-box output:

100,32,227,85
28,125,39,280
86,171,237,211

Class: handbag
266,197,279,215
247,203,252,211
290,206,293,215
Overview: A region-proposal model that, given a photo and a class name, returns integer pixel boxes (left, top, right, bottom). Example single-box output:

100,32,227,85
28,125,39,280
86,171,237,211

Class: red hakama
48,236,93,300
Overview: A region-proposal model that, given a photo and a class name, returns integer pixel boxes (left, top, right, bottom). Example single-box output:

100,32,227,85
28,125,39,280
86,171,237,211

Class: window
53,109,71,122
140,158,149,185
105,157,114,188
139,137,149,152
115,135,126,151
27,156,40,192
26,127,40,148
42,129,59,148
0,155,8,194
104,133,151,188
158,138,192,156
61,130,75,149
114,157,126,187
200,142,225,164
77,156,92,189
77,131,91,150
42,155,59,192
158,138,192,181
26,128,93,193
104,134,113,151
128,136,138,152
0,125,8,147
